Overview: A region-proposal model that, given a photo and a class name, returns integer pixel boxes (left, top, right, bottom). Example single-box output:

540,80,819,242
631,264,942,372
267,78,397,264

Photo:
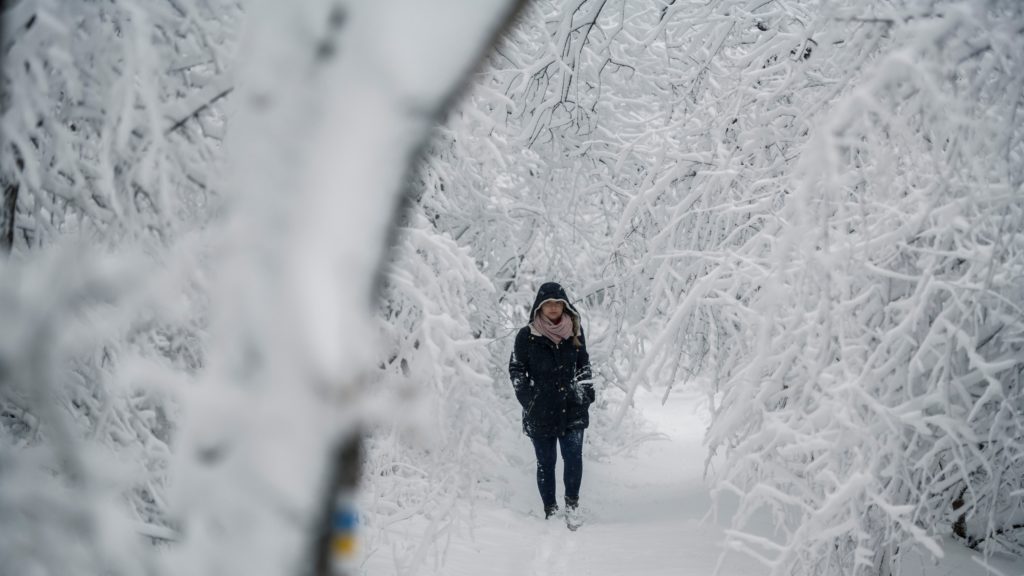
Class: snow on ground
362,388,1024,576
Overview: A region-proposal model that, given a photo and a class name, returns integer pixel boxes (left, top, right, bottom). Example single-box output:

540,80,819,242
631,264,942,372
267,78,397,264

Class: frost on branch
1,0,239,250
702,3,1024,573
487,0,1024,571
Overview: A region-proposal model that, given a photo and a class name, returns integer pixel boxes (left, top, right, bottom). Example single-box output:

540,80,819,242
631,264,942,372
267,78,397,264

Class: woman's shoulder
516,324,544,343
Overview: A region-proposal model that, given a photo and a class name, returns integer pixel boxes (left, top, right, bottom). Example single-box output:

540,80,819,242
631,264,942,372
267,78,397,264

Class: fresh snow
362,388,1024,576
362,387,762,575
4,2,1023,575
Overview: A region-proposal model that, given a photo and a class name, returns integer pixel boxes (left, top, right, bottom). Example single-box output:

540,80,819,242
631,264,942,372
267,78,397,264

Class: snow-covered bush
0,242,205,574
360,208,522,570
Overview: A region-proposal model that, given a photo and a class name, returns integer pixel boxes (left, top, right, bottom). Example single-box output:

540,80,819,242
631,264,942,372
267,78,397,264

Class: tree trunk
314,434,363,576
1,181,17,254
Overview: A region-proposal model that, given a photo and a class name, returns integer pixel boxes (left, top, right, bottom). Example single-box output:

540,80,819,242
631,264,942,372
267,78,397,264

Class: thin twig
164,87,234,135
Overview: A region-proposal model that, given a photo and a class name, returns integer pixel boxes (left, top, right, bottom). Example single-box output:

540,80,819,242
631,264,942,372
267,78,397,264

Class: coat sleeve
509,328,534,408
575,329,595,404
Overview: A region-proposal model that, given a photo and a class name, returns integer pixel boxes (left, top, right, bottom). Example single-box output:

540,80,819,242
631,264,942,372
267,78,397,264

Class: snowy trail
362,390,1024,576
363,389,766,575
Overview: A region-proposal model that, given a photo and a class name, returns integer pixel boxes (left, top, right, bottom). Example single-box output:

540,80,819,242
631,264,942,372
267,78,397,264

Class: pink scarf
532,311,574,344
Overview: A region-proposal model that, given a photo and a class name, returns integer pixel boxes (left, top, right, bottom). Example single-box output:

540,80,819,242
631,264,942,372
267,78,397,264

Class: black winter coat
509,283,594,438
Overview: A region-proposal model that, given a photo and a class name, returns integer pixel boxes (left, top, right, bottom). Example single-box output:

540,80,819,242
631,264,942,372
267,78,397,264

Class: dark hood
530,282,581,324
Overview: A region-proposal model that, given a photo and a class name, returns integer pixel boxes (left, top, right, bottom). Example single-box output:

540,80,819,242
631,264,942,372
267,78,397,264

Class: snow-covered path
481,399,764,576
363,389,1024,576
364,389,765,575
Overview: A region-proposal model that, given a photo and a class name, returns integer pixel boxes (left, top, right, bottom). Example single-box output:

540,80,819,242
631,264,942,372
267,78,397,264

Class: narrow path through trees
363,390,766,575
363,389,1024,576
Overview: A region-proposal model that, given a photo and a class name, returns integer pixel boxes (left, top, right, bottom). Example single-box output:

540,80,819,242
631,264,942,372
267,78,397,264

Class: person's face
541,300,565,321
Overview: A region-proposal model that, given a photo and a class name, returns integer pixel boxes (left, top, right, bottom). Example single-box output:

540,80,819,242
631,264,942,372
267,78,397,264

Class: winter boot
565,497,582,531
544,504,559,520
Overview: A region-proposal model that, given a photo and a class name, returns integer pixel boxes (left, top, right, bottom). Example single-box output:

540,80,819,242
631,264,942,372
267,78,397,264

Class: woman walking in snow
509,282,595,529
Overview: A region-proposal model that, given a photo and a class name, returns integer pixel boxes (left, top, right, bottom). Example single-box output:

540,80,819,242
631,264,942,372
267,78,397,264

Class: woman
508,282,595,528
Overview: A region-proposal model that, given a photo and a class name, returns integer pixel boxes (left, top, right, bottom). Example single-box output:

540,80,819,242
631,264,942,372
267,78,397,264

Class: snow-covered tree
2,1,234,572
436,0,1024,572
4,0,1023,574
701,3,1024,571
1,0,239,251
2,1,527,575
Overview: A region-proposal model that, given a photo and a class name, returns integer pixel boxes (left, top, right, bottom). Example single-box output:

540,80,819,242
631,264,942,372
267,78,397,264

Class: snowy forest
2,0,1023,575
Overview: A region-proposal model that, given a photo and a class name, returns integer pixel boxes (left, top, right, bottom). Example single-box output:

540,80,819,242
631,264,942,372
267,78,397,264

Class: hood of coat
530,282,581,334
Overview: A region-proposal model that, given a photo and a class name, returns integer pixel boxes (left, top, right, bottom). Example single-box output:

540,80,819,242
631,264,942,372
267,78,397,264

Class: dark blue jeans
530,428,584,509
